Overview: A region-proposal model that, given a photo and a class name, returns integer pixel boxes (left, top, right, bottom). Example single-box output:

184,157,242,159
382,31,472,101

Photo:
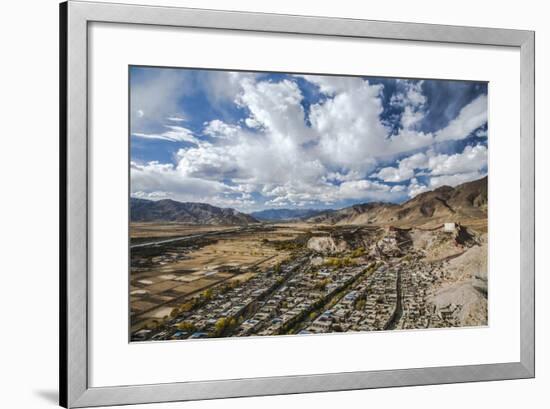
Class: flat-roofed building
443,222,456,232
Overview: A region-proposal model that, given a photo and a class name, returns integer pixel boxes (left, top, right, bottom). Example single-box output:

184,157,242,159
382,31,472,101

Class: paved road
384,267,403,330
130,227,247,249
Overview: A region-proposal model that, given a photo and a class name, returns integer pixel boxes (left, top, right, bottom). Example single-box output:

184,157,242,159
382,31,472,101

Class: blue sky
130,66,488,212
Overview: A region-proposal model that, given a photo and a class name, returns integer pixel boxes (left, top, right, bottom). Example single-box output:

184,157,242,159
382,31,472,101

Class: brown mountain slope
130,198,259,225
306,202,400,225
306,176,487,228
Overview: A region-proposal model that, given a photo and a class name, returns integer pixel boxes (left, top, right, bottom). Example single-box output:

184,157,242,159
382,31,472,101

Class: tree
315,278,330,291
214,318,228,335
177,321,196,332
180,301,194,312
201,288,213,300
214,317,237,336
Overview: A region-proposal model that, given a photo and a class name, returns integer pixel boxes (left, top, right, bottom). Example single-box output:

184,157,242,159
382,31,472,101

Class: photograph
129,67,489,342
1,0,541,407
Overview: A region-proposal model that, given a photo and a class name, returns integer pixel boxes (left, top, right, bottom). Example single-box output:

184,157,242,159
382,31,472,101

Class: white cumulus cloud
131,72,488,210
435,95,488,141
132,125,199,144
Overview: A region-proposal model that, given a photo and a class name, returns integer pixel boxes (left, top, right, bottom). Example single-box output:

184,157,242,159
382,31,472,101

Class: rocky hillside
306,176,487,227
306,202,399,225
130,198,259,225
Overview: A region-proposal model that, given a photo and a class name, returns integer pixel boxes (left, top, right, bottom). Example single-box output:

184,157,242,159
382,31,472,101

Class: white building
443,222,456,232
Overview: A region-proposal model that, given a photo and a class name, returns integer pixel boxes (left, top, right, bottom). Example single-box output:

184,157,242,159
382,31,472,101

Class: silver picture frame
60,1,535,407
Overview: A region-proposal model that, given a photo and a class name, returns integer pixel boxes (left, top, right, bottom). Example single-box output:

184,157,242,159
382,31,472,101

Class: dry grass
129,223,314,324
229,272,256,284
130,222,235,239
146,226,309,275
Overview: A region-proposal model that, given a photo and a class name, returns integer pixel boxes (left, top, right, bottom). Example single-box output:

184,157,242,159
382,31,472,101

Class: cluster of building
399,257,466,328
132,225,473,341
399,260,440,329
242,264,365,337
169,258,306,339
300,253,464,334
133,254,371,340
304,263,398,334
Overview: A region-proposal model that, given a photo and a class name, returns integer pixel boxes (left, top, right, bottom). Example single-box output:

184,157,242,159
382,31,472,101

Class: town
130,221,487,341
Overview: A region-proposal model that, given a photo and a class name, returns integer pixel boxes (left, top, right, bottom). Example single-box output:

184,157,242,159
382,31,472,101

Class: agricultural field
130,220,487,341
130,223,310,332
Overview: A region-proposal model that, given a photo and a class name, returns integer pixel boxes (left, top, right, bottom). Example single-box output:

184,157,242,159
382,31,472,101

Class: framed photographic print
60,1,535,407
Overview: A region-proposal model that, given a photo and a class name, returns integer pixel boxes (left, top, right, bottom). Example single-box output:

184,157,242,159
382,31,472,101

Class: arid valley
130,177,488,341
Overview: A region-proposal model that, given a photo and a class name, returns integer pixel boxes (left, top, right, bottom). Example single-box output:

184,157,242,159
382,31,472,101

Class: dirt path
384,268,402,330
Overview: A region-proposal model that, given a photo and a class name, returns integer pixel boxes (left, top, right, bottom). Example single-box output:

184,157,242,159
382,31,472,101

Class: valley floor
129,221,488,341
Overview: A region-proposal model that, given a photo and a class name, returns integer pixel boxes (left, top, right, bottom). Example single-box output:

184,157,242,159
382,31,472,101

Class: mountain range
130,176,487,227
130,198,259,225
306,176,487,226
